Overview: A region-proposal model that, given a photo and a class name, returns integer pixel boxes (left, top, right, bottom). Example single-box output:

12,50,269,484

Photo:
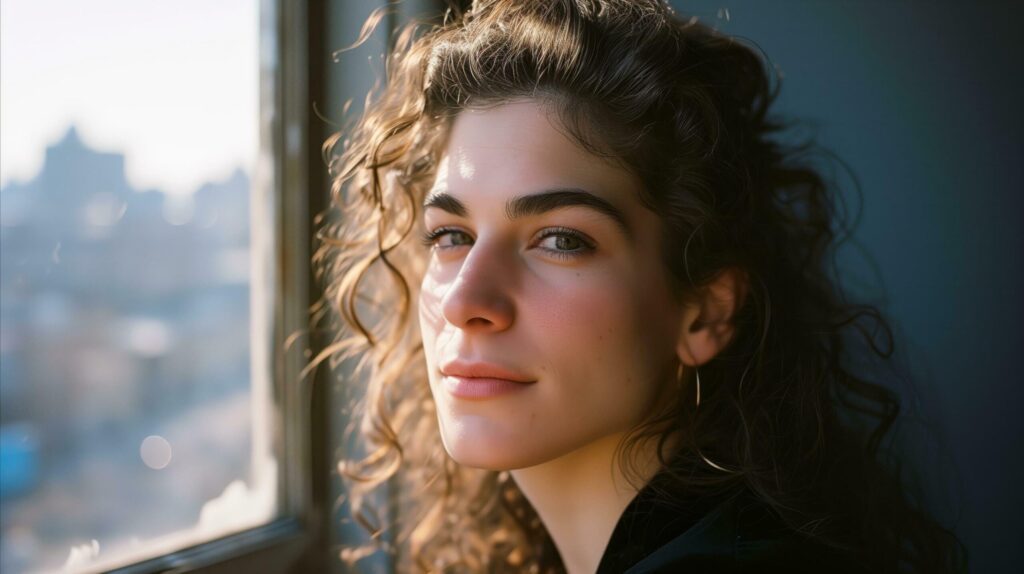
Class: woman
316,1,966,572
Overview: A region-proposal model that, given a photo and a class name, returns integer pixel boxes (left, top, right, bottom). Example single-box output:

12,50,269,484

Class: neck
510,433,666,574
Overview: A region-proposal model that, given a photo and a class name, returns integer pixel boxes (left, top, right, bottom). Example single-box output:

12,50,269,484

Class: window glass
0,1,277,572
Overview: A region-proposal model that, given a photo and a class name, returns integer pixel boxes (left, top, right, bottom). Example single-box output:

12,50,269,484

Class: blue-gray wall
672,1,1022,571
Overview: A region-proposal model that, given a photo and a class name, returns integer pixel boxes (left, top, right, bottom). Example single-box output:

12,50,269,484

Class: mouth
440,374,535,399
439,360,536,399
439,360,535,383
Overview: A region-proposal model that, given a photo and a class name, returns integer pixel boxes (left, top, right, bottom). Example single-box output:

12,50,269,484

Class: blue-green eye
420,227,473,249
535,227,595,259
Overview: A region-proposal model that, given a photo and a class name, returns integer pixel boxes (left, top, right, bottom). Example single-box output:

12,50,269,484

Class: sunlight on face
418,100,683,470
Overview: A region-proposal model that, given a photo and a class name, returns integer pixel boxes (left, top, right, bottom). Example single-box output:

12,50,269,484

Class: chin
441,436,532,470
439,423,562,471
447,450,524,471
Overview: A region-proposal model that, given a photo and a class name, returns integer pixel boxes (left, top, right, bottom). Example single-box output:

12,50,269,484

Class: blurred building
0,127,254,573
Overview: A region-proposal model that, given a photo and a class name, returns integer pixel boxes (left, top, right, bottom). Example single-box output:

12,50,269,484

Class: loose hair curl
313,1,966,572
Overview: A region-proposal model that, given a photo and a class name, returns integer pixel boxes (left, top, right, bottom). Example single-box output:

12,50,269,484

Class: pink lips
440,360,535,399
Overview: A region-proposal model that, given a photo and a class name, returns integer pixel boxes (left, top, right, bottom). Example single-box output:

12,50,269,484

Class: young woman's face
418,100,685,470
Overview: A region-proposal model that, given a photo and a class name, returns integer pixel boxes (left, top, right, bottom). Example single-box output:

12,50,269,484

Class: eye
534,227,595,260
421,227,473,250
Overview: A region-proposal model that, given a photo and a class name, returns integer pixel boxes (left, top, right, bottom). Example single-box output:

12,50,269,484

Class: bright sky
0,0,258,195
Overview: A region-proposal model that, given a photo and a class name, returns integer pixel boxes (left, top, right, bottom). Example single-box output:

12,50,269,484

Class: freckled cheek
530,277,638,375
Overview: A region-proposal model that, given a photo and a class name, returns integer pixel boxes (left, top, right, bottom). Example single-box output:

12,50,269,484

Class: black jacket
596,475,860,573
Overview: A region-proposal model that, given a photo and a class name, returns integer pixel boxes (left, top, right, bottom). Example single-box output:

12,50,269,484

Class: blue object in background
0,423,40,499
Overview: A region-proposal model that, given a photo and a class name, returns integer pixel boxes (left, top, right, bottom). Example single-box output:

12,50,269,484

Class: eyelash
419,226,596,260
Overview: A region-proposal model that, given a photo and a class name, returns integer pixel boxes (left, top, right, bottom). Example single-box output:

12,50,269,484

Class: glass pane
0,1,277,572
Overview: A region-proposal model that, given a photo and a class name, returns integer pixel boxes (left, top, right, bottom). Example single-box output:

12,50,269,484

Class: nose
440,239,516,333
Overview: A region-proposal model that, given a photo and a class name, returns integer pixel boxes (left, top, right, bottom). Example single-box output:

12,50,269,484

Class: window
0,1,323,572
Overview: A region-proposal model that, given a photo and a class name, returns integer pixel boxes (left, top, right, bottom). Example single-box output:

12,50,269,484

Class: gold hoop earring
676,363,702,409
675,364,733,472
694,368,702,408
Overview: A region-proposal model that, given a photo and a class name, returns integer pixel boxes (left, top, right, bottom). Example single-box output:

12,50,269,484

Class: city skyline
0,115,263,574
0,0,258,196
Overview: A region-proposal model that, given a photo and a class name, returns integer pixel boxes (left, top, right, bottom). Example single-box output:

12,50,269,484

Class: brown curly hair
312,1,967,571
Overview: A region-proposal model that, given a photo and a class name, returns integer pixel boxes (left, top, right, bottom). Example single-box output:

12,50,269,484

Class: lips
440,360,535,384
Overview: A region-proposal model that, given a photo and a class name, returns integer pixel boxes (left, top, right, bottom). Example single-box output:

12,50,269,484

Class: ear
676,268,748,367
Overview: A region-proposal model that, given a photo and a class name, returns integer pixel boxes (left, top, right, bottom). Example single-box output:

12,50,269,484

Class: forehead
433,100,643,205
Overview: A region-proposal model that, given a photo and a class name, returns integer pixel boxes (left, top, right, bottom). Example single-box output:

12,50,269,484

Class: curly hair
313,1,967,571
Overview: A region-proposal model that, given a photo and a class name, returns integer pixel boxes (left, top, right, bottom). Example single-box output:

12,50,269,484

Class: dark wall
671,1,1022,571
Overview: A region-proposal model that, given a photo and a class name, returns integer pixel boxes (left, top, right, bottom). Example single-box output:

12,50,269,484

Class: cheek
418,272,448,370
537,267,672,359
418,291,436,360
532,274,619,353
529,269,675,416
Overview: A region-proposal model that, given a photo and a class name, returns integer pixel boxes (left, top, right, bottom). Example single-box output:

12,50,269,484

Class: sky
0,0,258,196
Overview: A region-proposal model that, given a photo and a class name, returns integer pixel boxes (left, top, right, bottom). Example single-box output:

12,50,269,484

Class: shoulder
625,490,864,574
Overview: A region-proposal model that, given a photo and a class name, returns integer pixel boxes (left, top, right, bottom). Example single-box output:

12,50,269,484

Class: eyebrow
422,187,633,238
